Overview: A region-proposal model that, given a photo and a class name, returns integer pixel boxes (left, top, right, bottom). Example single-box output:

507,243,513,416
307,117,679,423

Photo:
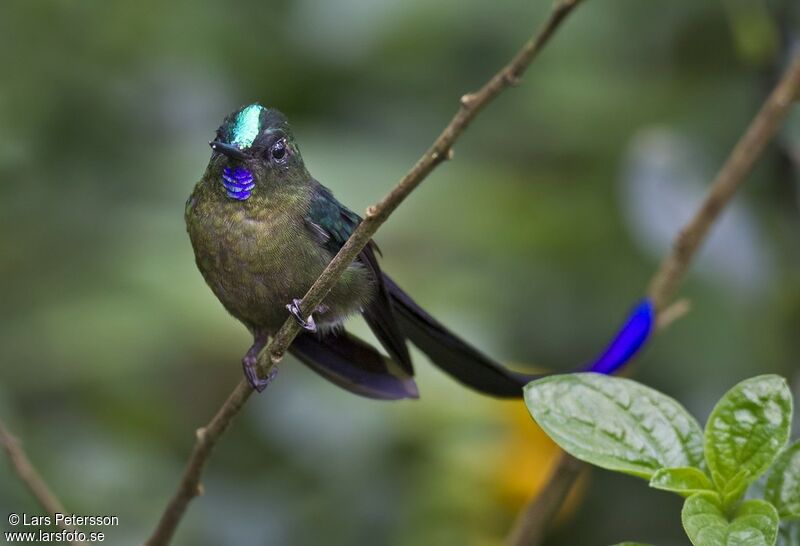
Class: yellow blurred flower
492,399,586,523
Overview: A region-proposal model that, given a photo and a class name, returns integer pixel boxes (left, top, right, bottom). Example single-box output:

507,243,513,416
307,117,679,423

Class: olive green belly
187,204,374,333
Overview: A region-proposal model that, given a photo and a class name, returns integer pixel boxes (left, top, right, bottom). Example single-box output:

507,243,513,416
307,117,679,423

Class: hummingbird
185,103,537,400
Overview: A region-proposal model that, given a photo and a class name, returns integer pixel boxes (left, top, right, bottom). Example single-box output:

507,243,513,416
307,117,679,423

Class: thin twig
0,419,85,545
656,298,691,330
144,2,584,545
506,52,800,546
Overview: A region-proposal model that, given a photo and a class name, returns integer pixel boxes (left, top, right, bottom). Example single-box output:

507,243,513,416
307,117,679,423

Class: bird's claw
286,298,317,332
242,354,278,393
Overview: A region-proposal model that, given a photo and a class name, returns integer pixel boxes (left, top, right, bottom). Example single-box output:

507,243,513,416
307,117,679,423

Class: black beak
209,140,248,161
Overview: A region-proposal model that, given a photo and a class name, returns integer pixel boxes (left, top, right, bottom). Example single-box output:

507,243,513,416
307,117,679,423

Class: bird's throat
222,166,255,201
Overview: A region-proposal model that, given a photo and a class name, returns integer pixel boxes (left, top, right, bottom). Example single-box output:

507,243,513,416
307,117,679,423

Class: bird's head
208,103,306,201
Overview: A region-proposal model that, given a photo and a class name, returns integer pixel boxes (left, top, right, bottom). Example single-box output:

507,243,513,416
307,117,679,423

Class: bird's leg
286,298,317,332
242,333,278,393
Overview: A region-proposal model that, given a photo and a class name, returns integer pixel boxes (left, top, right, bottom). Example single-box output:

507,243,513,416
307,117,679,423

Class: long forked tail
382,275,540,398
290,331,419,400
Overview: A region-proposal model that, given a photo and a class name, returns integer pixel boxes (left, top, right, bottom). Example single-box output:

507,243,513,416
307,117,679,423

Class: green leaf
650,467,715,496
704,375,792,492
765,441,800,519
525,373,704,479
728,499,780,546
682,493,779,546
720,470,750,511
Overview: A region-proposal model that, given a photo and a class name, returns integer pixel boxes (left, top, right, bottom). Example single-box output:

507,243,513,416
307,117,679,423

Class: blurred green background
1,0,799,544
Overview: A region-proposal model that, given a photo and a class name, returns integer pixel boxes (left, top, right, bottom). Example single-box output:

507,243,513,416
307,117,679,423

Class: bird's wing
304,184,413,372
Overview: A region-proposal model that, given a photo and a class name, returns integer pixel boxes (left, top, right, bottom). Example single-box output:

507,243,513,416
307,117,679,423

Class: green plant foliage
650,467,715,497
765,441,800,519
719,470,752,512
704,375,792,492
525,373,703,478
681,493,778,546
526,373,798,546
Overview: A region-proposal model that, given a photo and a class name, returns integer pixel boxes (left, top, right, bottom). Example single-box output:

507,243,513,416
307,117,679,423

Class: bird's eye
270,139,288,164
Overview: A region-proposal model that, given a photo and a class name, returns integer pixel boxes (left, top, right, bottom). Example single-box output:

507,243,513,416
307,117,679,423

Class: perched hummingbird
185,103,536,400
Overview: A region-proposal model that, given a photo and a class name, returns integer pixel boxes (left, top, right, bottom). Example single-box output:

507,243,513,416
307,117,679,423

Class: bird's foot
242,335,278,393
286,298,317,332
242,353,279,393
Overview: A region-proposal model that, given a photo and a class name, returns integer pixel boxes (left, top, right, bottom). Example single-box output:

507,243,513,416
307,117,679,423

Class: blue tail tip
587,298,656,375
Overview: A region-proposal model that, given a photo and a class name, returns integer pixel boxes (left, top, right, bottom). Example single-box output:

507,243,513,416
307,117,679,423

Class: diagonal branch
506,51,800,546
144,1,584,545
0,419,85,545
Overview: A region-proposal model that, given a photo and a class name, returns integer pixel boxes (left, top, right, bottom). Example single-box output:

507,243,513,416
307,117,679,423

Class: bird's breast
186,187,341,331
186,183,375,334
